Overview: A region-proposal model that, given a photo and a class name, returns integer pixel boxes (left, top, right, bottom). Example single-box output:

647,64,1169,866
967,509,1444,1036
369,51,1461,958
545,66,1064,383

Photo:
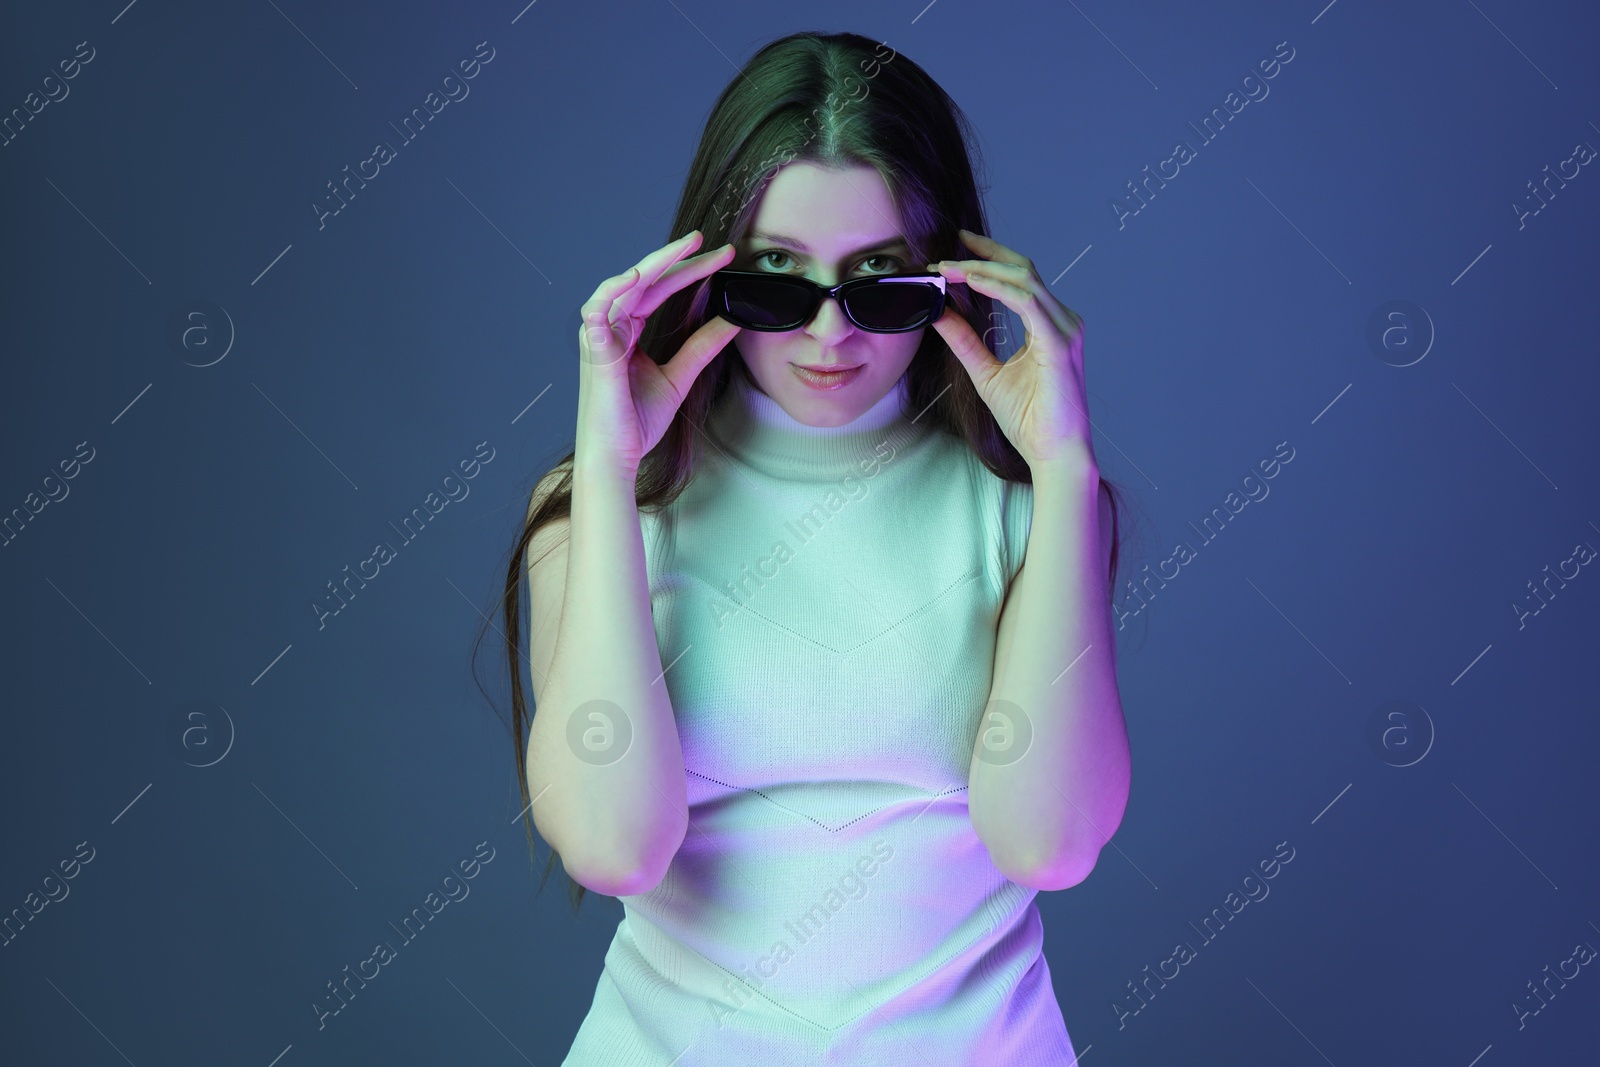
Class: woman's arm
524,457,688,897
968,450,1130,891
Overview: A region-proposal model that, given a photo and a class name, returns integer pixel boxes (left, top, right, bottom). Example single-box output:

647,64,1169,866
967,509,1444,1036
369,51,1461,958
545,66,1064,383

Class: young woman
489,30,1131,1066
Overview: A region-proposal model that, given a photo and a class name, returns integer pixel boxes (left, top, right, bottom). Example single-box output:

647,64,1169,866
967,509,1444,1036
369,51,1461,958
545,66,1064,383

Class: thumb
580,268,640,373
931,307,1002,387
661,315,742,397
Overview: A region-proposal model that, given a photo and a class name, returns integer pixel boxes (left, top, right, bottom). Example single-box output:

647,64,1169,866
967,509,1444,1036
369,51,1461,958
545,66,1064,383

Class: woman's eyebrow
744,232,910,257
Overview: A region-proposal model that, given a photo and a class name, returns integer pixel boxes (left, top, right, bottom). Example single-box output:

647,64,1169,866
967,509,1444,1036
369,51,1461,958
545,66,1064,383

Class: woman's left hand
927,228,1095,472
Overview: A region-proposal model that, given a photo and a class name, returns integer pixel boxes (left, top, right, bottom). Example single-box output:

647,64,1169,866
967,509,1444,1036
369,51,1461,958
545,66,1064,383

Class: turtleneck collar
704,364,936,478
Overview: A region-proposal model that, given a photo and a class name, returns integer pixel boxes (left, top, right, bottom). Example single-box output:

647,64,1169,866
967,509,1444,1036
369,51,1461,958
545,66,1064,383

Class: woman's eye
750,250,903,274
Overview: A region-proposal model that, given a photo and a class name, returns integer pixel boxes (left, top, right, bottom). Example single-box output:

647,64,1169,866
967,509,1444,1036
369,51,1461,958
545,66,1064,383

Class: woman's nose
803,294,853,343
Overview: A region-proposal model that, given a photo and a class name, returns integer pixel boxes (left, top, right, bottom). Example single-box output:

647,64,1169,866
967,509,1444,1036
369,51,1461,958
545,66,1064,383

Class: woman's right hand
574,230,741,476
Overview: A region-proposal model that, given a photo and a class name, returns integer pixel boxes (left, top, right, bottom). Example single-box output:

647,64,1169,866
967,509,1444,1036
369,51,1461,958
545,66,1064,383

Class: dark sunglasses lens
846,280,941,330
721,276,812,329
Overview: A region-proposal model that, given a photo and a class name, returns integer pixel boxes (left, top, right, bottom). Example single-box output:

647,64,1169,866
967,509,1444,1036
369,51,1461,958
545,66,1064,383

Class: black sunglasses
706,270,947,333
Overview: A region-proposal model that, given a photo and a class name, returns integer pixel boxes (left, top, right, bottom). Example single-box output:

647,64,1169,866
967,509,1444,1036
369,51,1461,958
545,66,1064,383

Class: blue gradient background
2,1,1596,1064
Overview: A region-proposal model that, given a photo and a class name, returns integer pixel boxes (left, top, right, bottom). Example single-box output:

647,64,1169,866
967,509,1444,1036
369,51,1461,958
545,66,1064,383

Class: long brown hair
472,30,1127,913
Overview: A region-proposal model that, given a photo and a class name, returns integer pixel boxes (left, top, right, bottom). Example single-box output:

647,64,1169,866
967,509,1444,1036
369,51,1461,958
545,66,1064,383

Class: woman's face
728,161,927,428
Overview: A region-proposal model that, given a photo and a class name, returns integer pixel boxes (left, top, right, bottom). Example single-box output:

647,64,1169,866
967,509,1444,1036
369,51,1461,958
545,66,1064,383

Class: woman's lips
791,364,864,390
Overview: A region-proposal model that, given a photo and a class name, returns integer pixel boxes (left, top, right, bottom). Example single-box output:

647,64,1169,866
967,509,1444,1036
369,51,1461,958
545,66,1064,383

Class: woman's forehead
743,161,903,250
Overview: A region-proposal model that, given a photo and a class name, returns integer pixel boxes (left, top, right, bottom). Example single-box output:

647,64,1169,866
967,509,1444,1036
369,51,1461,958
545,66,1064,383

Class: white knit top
560,365,1077,1066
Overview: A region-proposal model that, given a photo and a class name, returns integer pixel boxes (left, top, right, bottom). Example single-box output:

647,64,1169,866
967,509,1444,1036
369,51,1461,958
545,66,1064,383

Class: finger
600,234,719,352
620,231,709,314
579,268,641,369
957,228,1034,271
942,261,1081,342
933,259,1037,291
946,243,1086,328
957,269,1057,342
930,306,1003,386
624,242,736,322
582,264,643,310
657,314,742,400
579,266,640,340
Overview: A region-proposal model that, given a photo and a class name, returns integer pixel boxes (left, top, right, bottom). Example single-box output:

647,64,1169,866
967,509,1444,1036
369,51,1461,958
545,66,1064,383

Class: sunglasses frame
706,270,948,334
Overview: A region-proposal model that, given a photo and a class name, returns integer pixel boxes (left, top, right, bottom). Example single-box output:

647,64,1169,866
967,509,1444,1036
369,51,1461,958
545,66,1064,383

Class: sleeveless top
560,366,1077,1066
